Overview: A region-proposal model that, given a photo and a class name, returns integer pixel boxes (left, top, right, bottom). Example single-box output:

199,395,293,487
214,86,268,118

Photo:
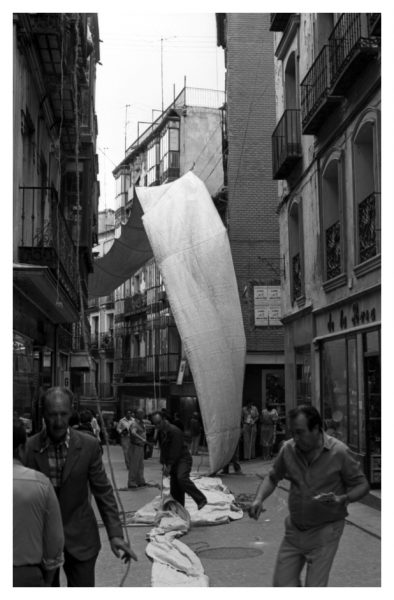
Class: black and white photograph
9,4,385,590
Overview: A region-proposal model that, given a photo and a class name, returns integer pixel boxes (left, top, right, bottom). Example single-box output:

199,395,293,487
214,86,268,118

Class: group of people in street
242,401,281,461
13,389,371,587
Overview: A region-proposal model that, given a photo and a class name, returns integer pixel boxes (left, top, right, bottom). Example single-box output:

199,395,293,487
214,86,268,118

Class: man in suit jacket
25,387,137,586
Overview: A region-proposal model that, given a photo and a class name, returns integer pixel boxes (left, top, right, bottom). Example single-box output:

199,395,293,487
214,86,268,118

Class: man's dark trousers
52,550,98,587
170,454,206,507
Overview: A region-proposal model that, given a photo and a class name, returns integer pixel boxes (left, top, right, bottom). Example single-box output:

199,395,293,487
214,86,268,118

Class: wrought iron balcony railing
359,192,380,263
269,14,293,32
292,252,302,301
124,292,147,315
272,109,302,180
18,186,79,308
329,13,380,95
301,45,343,135
325,220,342,280
100,331,114,350
114,357,146,377
146,353,180,377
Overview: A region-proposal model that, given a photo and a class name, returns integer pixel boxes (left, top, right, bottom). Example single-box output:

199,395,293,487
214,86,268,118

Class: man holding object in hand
248,405,369,587
25,387,138,586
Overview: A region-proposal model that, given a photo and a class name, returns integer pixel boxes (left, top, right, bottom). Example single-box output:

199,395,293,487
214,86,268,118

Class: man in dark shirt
248,405,370,586
151,411,207,510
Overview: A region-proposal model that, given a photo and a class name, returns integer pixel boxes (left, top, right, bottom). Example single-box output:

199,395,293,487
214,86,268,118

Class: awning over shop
89,172,246,473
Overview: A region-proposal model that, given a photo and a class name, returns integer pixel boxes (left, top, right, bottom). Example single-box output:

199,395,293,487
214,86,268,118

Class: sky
95,12,225,210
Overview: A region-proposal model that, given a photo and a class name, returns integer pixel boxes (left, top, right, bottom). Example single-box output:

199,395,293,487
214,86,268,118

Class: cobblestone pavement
79,445,381,587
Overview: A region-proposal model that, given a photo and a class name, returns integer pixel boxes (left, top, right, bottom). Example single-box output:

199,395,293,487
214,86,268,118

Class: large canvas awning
89,172,246,473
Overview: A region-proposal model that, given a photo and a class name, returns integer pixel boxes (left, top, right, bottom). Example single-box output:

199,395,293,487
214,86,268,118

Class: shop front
313,292,381,487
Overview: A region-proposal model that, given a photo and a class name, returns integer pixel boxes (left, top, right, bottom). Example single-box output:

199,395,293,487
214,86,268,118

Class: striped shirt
40,428,70,490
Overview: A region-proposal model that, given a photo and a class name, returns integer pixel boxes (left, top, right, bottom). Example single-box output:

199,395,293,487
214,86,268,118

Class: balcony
100,331,114,351
160,151,180,183
325,221,342,280
15,186,79,323
359,192,380,263
269,14,293,32
124,292,147,316
115,357,146,377
329,13,380,95
301,45,343,135
272,110,302,180
146,353,180,378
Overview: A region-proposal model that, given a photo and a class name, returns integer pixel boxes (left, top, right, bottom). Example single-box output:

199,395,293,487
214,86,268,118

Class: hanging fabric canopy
89,172,246,473
88,197,153,297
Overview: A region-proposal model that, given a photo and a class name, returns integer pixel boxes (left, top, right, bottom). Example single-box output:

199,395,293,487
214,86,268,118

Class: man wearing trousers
127,408,147,488
117,410,134,469
152,411,207,510
25,387,137,586
248,405,369,586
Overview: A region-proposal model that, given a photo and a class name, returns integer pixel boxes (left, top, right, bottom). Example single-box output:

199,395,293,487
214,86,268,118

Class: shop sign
176,359,187,385
254,286,282,326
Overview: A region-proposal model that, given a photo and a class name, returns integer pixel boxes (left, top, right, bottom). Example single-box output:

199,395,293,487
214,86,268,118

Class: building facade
270,13,381,485
86,209,116,415
13,13,100,429
101,87,225,424
216,13,286,430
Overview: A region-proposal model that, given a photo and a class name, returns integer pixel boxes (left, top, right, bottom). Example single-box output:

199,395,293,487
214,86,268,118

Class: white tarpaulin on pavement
141,476,242,586
130,475,243,527
136,172,246,473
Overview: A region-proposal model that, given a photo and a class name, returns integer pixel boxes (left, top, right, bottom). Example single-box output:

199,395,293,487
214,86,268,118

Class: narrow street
88,446,381,587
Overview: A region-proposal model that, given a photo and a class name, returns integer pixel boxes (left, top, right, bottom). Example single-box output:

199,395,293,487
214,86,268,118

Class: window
353,113,381,266
285,52,297,110
288,198,305,303
320,153,345,282
159,118,180,183
147,141,160,186
313,14,334,56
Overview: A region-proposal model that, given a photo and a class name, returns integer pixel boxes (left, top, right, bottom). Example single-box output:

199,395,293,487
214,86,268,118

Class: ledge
322,272,347,294
275,15,300,61
353,254,381,278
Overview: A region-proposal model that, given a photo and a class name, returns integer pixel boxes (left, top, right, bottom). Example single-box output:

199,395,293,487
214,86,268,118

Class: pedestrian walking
127,408,147,488
189,412,202,455
24,386,137,587
248,405,370,587
259,405,275,460
151,411,207,510
13,419,64,587
117,410,134,469
173,412,184,431
242,401,259,460
90,411,101,441
221,442,242,474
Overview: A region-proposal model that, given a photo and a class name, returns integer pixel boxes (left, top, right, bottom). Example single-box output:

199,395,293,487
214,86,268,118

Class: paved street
86,445,381,587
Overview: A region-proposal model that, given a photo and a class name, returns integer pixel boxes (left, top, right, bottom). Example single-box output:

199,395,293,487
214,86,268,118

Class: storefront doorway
364,346,381,487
